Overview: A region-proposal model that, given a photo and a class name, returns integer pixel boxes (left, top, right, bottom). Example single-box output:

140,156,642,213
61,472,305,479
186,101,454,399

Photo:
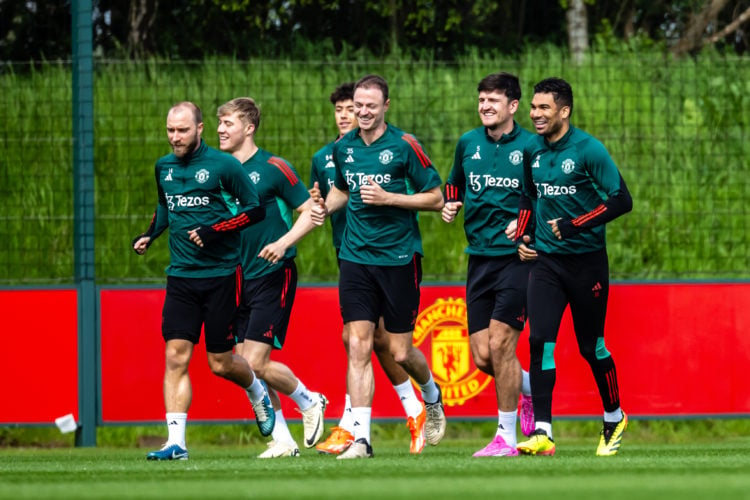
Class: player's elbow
432,196,445,212
624,191,633,213
617,176,633,214
618,190,633,214
426,190,445,212
248,205,266,224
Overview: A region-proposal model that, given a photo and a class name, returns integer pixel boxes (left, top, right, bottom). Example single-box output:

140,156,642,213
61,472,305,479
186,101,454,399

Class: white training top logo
195,169,210,184
561,159,576,174
509,150,523,165
379,149,394,165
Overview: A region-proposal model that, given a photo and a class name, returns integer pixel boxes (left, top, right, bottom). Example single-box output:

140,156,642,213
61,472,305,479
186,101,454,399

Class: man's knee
231,340,270,377
165,340,192,371
348,333,373,362
373,328,390,355
389,335,415,365
469,329,492,373
206,351,234,378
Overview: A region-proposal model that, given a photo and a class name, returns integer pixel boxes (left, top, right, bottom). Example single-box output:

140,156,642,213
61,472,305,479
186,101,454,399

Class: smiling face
217,111,252,154
478,90,517,135
166,107,203,158
529,92,570,142
334,98,356,137
354,85,389,134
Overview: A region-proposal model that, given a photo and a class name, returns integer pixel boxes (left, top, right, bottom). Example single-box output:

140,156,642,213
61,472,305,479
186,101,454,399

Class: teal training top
445,122,534,257
240,148,310,279
520,126,630,254
310,139,347,250
150,140,261,278
332,124,443,266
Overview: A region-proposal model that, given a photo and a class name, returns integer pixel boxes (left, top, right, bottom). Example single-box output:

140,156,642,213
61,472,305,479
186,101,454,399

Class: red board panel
0,290,78,424
99,283,750,422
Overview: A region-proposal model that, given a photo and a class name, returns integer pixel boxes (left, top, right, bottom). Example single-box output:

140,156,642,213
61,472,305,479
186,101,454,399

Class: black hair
330,82,355,104
533,77,573,114
477,72,521,102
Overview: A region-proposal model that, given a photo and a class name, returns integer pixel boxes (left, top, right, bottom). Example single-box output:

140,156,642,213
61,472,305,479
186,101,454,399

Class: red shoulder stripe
401,134,431,168
267,156,298,186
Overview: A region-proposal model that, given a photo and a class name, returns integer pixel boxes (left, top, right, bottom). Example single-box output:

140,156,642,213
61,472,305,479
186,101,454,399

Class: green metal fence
1,53,748,285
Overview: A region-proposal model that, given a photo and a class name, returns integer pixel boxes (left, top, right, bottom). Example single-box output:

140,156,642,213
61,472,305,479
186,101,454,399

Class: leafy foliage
1,1,746,61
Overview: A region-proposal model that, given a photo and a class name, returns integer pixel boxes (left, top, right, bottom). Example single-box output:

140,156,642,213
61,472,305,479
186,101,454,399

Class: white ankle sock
350,407,372,443
271,409,295,444
497,410,517,446
166,412,187,448
393,380,423,418
289,380,315,411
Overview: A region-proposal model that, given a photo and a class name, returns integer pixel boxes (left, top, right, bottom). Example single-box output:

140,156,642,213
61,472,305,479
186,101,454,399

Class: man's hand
517,234,538,262
505,218,518,240
187,228,204,248
259,241,286,264
441,201,462,223
133,236,151,255
548,218,562,240
311,198,328,226
360,179,391,206
309,181,321,202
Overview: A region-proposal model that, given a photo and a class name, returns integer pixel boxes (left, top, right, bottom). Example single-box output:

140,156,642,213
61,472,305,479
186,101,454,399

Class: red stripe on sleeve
572,204,607,227
212,212,250,232
267,156,299,186
445,183,461,202
516,209,532,241
401,134,431,168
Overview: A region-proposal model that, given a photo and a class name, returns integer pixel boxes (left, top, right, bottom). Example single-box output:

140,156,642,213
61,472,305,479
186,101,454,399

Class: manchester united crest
412,297,492,406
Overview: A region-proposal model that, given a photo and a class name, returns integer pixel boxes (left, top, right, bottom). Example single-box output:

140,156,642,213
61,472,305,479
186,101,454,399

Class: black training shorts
338,255,422,333
162,271,240,353
466,254,529,333
235,259,297,349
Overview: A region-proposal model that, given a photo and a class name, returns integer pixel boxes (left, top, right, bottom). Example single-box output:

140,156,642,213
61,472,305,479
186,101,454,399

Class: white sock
393,380,423,418
535,421,553,439
418,373,440,404
521,369,532,396
288,380,315,411
271,410,296,445
350,407,372,443
339,394,354,431
166,412,187,449
245,376,265,403
497,410,517,446
604,407,624,423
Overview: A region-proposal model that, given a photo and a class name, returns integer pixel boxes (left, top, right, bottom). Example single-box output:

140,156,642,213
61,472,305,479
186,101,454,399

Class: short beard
541,121,561,139
173,134,200,158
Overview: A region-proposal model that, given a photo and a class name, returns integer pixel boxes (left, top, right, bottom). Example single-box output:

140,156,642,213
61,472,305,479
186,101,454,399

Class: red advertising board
98,283,750,423
0,290,78,424
2,284,748,425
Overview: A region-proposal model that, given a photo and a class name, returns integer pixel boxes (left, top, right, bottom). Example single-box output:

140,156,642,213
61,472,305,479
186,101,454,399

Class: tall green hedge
0,47,747,284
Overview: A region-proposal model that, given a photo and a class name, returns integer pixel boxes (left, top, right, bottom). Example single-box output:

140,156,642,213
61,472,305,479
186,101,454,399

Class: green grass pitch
1,422,749,500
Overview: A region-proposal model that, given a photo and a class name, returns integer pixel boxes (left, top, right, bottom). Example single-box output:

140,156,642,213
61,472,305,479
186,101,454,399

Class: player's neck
545,122,570,144
486,120,514,141
233,141,259,164
359,123,387,146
